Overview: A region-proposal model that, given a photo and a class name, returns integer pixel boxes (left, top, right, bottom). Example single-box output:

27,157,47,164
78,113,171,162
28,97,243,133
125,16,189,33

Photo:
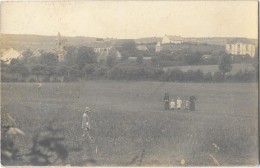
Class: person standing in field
81,106,98,158
176,97,182,110
170,99,175,111
189,95,197,111
164,93,170,110
185,99,190,110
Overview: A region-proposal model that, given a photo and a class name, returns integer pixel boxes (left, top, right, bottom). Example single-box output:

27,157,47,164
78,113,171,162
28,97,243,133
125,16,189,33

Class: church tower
56,32,67,62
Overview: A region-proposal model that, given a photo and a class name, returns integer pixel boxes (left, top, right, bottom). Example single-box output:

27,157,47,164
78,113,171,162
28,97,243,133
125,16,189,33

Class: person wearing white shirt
176,97,182,110
82,107,91,137
170,99,175,111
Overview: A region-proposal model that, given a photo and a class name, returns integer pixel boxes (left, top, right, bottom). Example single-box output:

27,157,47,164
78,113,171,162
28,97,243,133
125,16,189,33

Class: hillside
0,34,114,51
1,34,257,52
183,37,257,46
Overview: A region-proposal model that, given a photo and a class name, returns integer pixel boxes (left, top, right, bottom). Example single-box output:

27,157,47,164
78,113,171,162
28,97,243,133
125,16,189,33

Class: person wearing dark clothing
189,95,197,111
164,93,170,110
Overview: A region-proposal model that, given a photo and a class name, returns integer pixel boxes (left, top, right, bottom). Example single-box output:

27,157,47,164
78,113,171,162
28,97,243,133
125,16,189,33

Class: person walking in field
176,97,182,110
164,93,170,110
82,106,98,156
170,99,175,111
82,107,91,138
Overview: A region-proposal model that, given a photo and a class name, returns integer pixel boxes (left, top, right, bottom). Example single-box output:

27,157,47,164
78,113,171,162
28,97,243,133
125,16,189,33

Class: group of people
164,93,197,111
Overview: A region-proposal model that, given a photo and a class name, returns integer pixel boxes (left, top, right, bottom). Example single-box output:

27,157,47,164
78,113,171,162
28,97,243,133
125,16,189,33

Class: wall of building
225,43,256,57
162,37,171,44
162,36,183,44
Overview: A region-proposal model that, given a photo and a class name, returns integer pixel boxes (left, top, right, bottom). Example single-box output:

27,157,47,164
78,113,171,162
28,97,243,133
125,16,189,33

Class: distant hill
1,34,257,52
183,37,257,46
135,36,257,46
1,34,56,51
0,34,115,51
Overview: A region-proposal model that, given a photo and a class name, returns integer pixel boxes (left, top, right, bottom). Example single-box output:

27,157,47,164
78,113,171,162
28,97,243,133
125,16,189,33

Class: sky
1,1,258,39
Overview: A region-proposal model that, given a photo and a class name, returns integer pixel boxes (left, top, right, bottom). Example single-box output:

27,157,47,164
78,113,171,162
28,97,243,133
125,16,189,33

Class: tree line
1,43,257,83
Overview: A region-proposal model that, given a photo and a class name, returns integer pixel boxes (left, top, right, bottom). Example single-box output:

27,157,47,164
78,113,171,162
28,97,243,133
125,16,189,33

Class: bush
213,71,224,82
232,69,257,82
204,72,213,82
94,66,109,78
29,78,36,83
167,68,184,82
136,55,143,65
42,76,50,82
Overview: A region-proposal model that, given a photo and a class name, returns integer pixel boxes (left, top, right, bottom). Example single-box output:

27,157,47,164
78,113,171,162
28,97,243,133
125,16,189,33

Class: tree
136,55,143,65
9,59,29,78
184,51,202,65
151,57,159,67
252,48,258,70
39,52,59,80
106,55,116,68
120,40,137,60
65,46,78,64
83,64,95,79
31,64,45,82
21,49,33,64
39,52,58,66
121,40,136,52
76,46,97,70
218,54,232,78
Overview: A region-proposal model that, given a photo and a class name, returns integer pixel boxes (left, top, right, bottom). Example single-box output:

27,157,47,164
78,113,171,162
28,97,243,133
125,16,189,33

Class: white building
225,40,256,57
0,48,21,64
94,47,111,53
161,35,183,44
136,45,148,51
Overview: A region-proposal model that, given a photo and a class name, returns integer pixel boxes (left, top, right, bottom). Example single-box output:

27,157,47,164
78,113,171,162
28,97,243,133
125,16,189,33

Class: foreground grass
1,81,258,166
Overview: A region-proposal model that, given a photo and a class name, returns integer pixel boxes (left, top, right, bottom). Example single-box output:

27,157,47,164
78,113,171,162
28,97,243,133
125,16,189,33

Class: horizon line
1,33,257,40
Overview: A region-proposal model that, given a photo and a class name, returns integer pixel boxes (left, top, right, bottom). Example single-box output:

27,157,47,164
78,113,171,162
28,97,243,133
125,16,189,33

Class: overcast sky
1,1,258,39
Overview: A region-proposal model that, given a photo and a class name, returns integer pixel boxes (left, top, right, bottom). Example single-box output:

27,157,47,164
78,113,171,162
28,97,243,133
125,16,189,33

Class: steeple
55,32,67,62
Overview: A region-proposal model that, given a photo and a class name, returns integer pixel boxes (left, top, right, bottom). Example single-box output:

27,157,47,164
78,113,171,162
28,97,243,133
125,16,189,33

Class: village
1,1,258,166
0,33,257,83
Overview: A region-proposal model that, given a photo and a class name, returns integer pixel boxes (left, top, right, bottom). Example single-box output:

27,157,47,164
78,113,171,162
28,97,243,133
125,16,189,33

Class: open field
164,63,254,74
1,81,258,166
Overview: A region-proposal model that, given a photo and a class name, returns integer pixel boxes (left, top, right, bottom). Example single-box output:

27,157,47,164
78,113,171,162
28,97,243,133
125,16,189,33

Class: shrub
136,55,143,65
29,78,36,83
167,68,184,82
204,72,213,82
213,71,224,82
232,69,257,82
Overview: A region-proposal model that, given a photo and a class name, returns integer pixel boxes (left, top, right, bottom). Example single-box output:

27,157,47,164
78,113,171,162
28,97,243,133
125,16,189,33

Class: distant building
96,47,121,62
155,42,161,52
128,57,152,61
162,35,183,44
225,39,256,57
94,47,111,53
56,32,67,61
0,48,21,64
202,54,212,60
136,45,148,51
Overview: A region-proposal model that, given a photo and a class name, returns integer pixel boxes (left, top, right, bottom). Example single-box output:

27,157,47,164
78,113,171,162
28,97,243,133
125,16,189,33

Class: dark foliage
27,127,68,166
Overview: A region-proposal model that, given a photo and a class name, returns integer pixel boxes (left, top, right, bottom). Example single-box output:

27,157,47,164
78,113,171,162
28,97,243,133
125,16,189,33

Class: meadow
1,81,258,166
164,63,254,74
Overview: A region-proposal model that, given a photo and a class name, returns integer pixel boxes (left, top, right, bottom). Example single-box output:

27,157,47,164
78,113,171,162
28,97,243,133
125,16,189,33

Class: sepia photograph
0,0,259,166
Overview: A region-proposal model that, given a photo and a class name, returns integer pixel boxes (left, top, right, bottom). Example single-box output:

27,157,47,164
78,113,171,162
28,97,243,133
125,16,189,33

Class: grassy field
164,63,254,74
1,81,258,166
